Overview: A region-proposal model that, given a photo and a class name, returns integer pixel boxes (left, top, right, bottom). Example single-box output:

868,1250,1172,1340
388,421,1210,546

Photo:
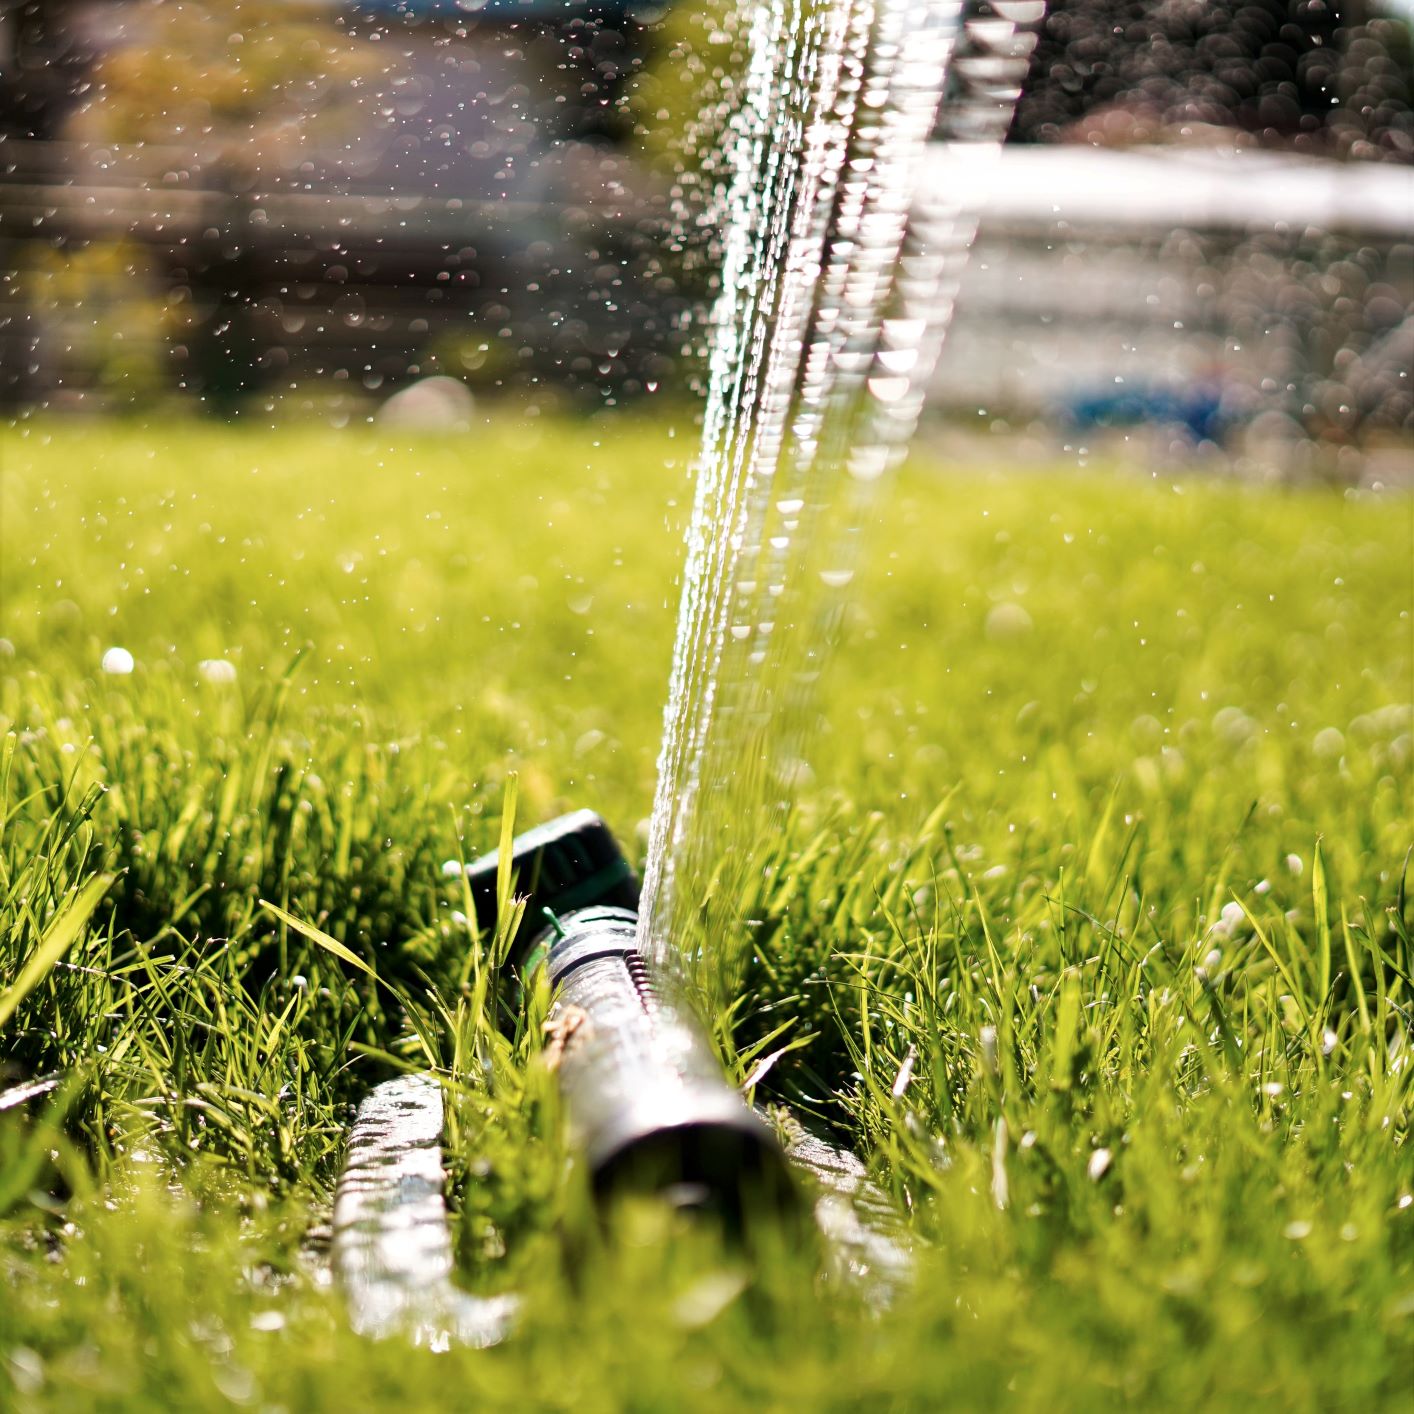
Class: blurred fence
0,135,677,414
933,145,1414,473
3,127,1412,485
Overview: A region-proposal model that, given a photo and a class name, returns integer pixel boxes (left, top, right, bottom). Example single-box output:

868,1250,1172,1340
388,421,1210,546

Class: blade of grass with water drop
257,900,437,1066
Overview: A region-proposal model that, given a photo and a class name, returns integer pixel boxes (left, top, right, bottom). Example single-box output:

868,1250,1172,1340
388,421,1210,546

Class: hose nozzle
453,813,794,1219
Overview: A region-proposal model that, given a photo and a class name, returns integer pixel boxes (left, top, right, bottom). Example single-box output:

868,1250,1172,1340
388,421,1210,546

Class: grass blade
259,899,379,982
0,872,115,1031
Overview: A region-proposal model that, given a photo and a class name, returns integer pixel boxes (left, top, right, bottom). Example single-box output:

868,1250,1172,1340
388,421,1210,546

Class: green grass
1,417,1411,1411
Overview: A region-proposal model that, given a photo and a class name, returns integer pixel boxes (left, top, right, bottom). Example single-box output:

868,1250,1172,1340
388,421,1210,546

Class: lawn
1,416,1411,1411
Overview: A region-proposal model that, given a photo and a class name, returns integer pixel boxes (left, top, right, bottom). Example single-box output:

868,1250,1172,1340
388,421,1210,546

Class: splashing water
638,1,1043,977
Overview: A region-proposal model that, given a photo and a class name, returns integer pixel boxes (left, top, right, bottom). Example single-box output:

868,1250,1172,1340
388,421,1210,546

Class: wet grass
1,416,1411,1411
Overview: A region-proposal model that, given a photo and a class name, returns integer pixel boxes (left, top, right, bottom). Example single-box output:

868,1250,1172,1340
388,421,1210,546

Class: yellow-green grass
1,417,1410,1411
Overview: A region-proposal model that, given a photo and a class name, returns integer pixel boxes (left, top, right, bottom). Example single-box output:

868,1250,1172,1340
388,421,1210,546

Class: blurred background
1,0,1411,481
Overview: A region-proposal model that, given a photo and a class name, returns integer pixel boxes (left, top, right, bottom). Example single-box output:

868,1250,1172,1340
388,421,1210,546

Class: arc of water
640,0,994,973
640,0,863,959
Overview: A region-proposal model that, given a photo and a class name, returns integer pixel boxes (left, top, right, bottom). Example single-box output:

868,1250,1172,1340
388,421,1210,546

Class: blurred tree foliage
64,0,383,169
1013,0,1414,160
631,3,737,169
628,0,743,273
19,240,171,408
623,2,741,361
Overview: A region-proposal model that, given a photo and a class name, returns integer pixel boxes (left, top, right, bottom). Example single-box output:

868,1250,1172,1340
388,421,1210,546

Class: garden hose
459,812,795,1220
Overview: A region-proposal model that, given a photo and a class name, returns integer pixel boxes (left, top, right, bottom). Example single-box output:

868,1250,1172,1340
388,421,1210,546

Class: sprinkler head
455,812,795,1223
543,905,795,1224
455,808,640,971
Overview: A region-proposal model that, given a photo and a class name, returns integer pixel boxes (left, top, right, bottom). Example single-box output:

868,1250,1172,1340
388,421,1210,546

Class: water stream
638,0,1043,983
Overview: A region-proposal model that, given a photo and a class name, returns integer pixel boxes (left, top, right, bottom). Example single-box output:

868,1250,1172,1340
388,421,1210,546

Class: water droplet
867,375,911,402
985,603,1034,639
881,318,926,346
877,348,918,374
197,659,237,685
848,447,892,481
